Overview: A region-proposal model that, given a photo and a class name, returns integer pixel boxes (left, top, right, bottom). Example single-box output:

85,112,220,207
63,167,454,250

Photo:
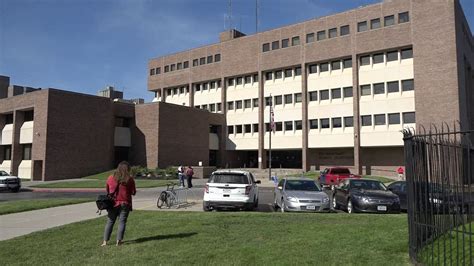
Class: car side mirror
388,187,394,191
277,186,283,190
255,180,261,184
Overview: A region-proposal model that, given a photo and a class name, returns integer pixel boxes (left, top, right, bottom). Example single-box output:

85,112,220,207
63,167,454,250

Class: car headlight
430,198,442,204
322,197,329,203
286,196,298,203
393,197,400,203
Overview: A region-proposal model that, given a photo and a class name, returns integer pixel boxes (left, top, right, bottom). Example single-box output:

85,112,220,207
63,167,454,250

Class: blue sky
1,0,473,101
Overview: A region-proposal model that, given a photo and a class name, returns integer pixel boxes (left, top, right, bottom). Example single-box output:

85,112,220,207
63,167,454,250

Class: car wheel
203,202,211,212
11,187,20,193
347,199,353,214
332,196,339,210
273,197,279,209
280,201,285,213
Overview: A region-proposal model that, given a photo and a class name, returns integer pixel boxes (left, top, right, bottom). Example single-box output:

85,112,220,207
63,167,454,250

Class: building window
215,54,221,62
236,77,243,85
306,33,315,43
284,69,292,78
361,115,372,126
4,145,12,160
360,55,370,66
320,63,329,72
332,118,342,128
273,95,282,105
309,91,318,101
253,74,259,83
309,119,318,129
193,59,198,67
328,28,337,38
373,83,385,94
200,57,206,65
253,123,259,133
331,61,341,70
262,43,270,52
373,53,384,64
236,100,243,109
228,126,234,134
331,88,341,99
179,87,184,94
275,70,283,79
228,101,234,110
209,81,215,89
294,93,302,103
384,15,395,26
285,121,293,131
343,87,353,98
236,125,243,134
371,18,381,29
150,68,155,76
156,67,161,74
387,81,399,93
173,88,178,94
253,98,259,108
217,103,222,112
183,61,189,68
244,124,251,133
295,120,303,130
294,67,302,76
210,104,216,112
320,90,329,100
388,113,400,124
401,48,413,59
282,38,289,48
272,41,279,50
320,119,330,129
309,64,317,74
374,114,386,125
265,97,272,106
292,36,300,46
164,65,169,72
265,72,273,81
177,62,182,70
275,122,283,131
399,12,409,23
202,104,208,110
170,64,175,71
284,94,293,104
403,112,416,123
358,21,368,32
203,83,208,90
340,25,350,36
245,76,252,84
387,50,398,61
317,30,326,41
360,85,371,96
402,79,414,91
228,78,235,86
207,55,213,64
343,58,352,68
5,114,13,124
344,117,353,127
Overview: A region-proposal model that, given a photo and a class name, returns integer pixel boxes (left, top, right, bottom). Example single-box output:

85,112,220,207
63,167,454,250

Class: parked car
387,181,407,211
274,178,330,212
333,178,400,213
0,170,21,192
203,170,260,211
319,167,360,188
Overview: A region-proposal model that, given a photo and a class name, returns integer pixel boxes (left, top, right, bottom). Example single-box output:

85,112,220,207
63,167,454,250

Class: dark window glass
244,99,251,108
384,15,395,26
203,83,208,90
170,64,175,71
320,90,329,100
373,53,384,64
253,74,259,83
265,72,273,81
183,61,189,68
262,43,270,52
275,70,282,79
3,145,12,160
371,18,381,29
399,12,409,23
236,125,243,134
244,124,251,133
272,41,279,50
284,94,293,104
332,118,342,128
167,88,172,95
331,61,341,70
253,124,259,133
228,126,234,134
275,122,283,131
309,91,318,101
215,54,221,62
360,55,370,66
340,25,350,36
236,77,243,85
193,59,198,67
309,119,318,129
331,88,341,99
343,87,353,98
173,88,178,94
358,21,368,32
306,33,315,43
156,67,161,74
292,36,300,46
200,57,206,65
403,112,415,123
210,104,216,112
387,81,399,93
265,123,270,132
285,121,293,131
274,95,282,105
374,114,386,125
320,63,329,72
150,68,155,76
402,79,414,91
164,65,169,72
344,117,353,127
388,113,400,124
24,111,34,121
401,48,413,59
235,101,242,109
295,120,302,130
343,58,352,68
210,81,216,89
253,98,259,108
373,83,385,94
294,67,302,76
228,78,234,86
207,55,213,64
328,28,337,38
179,87,184,94
361,115,372,126
177,62,182,70
317,30,326,41
282,38,289,48
284,69,292,77
360,85,371,96
217,103,222,112
294,93,302,103
321,118,330,129
309,64,317,74
228,101,234,110
22,144,32,160
265,97,272,106
387,51,398,62
245,76,252,84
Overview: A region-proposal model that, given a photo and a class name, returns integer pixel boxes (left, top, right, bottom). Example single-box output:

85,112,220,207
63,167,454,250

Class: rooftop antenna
255,0,259,33
228,0,232,30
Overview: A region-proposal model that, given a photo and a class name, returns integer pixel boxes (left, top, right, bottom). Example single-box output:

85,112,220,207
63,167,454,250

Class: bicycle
157,183,178,209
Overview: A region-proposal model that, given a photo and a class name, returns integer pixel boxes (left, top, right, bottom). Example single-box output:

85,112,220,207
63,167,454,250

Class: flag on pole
270,105,275,133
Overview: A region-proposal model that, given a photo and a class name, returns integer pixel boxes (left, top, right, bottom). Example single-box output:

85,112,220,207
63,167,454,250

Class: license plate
377,206,387,211
223,189,231,193
306,206,316,210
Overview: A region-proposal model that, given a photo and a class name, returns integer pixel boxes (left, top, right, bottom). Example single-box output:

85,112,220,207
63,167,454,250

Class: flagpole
269,96,272,181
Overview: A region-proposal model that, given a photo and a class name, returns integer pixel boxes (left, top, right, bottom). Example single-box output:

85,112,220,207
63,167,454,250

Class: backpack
96,183,120,215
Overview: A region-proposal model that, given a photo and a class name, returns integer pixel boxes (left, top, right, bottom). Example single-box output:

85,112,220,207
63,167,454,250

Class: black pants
186,175,193,188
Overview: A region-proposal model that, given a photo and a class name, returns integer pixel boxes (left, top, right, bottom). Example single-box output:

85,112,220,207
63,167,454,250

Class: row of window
361,112,415,126
357,12,409,33
265,67,301,81
1,144,32,160
195,80,221,92
262,11,409,53
360,79,414,96
360,48,412,66
149,54,221,76
167,86,189,97
196,103,222,113
308,58,352,74
1,111,34,124
228,74,259,87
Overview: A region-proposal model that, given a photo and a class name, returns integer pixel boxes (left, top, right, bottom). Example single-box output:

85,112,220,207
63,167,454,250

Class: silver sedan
274,178,330,212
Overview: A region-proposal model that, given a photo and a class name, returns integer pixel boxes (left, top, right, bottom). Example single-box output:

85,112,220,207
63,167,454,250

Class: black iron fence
403,125,473,265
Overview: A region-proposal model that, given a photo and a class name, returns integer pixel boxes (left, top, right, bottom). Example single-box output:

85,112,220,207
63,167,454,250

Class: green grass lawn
0,198,94,215
0,211,410,265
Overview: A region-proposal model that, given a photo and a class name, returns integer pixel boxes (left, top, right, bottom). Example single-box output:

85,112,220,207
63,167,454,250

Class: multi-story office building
148,0,473,176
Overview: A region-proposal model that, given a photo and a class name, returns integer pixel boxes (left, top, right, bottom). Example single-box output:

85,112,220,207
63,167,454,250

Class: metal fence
403,125,473,265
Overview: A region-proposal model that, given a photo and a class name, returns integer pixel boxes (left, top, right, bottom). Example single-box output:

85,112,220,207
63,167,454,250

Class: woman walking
102,161,136,246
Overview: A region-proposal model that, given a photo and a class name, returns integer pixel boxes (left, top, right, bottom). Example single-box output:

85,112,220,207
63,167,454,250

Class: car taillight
205,185,209,193
245,186,251,195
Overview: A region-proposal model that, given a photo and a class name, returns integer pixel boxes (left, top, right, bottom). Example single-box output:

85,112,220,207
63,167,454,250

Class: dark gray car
274,178,330,212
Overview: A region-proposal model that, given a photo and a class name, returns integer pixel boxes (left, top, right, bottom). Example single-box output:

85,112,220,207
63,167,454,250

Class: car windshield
209,174,249,184
350,180,387,191
285,180,321,191
332,168,351,174
0,171,8,176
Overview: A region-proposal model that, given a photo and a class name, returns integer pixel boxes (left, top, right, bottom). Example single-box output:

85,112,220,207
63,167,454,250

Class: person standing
177,165,185,188
185,166,194,188
102,161,136,247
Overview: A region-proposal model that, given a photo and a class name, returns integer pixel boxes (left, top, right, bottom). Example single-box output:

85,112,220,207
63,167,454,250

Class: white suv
203,170,260,211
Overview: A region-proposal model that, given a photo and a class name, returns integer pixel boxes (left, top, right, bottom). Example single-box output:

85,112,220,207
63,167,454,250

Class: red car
319,167,360,187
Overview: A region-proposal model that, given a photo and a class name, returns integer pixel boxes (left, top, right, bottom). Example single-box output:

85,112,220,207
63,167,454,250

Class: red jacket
106,175,136,209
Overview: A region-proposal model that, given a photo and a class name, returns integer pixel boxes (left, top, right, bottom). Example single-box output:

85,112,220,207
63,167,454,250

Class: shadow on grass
126,232,198,244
